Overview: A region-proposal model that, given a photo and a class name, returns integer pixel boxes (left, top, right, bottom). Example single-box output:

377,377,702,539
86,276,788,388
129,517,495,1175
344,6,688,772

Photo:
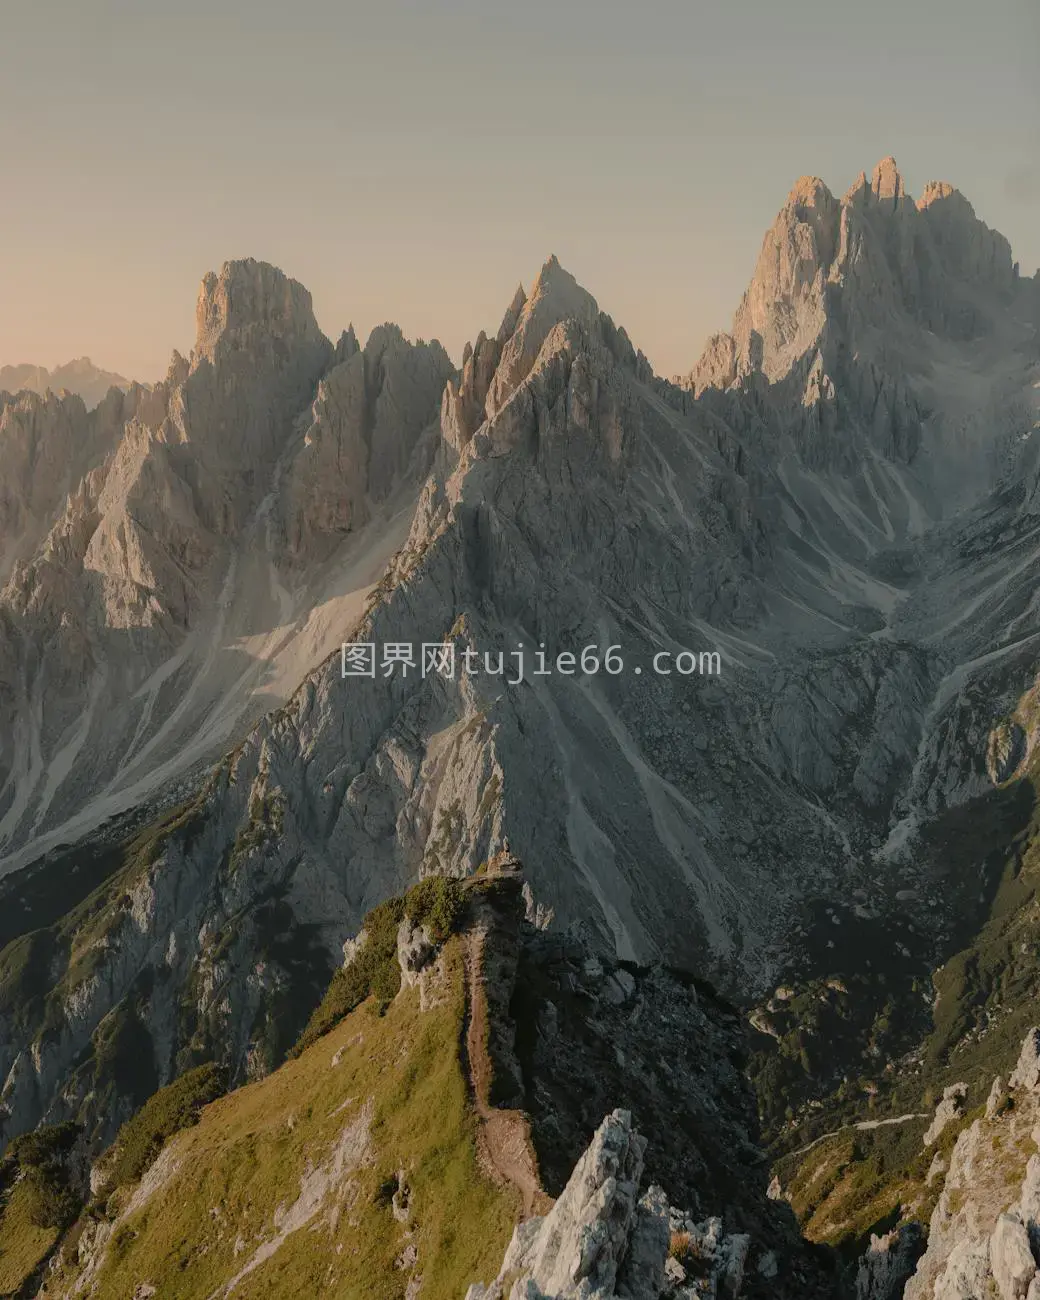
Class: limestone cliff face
2,259,332,630
0,385,154,585
467,1109,808,1299
185,258,332,485
280,322,453,565
680,157,1028,481
0,262,782,1160
695,155,1018,391
0,260,447,868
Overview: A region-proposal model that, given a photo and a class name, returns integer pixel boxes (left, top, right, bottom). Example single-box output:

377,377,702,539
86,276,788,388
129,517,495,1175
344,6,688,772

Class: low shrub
407,876,464,942
292,876,467,1056
5,1121,82,1230
104,1062,227,1191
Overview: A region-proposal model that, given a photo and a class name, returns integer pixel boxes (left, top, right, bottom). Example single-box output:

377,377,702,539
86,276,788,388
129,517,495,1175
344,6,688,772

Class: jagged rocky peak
0,385,157,583
485,254,600,419
279,319,452,563
333,323,361,364
444,255,602,450
840,155,909,206
467,1109,759,1300
497,281,528,343
871,154,907,203
915,179,1017,292
165,347,190,387
193,256,327,364
684,154,1021,399
730,173,840,350
166,257,334,476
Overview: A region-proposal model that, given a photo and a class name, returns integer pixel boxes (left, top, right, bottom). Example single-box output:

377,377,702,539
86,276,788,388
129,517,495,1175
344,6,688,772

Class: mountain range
0,361,130,413
1,156,1040,1299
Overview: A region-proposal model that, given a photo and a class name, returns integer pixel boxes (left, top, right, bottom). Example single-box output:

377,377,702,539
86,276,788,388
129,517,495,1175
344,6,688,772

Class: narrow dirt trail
463,925,545,1218
789,1111,930,1159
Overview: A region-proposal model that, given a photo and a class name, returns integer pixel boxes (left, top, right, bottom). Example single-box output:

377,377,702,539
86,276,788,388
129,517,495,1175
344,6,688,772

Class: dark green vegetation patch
292,875,465,1056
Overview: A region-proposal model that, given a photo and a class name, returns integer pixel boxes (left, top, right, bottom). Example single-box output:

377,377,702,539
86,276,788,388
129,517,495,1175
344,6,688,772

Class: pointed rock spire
484,255,599,420
918,179,957,209
843,169,870,205
870,156,907,204
334,325,360,365
496,283,528,344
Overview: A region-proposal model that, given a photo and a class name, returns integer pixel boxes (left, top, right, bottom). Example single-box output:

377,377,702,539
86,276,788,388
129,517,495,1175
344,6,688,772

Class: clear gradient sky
3,0,1038,382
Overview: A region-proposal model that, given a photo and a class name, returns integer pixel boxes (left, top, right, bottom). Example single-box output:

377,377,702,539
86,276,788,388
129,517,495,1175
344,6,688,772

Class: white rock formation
1010,1031,1040,1093
924,1083,968,1147
397,918,437,988
904,1031,1040,1299
465,1110,755,1300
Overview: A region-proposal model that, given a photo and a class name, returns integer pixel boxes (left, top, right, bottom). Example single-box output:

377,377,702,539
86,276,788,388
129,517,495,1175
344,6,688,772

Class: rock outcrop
466,1110,762,1300
855,1224,925,1300
923,1083,967,1147
279,322,452,564
688,155,1018,395
679,156,1028,486
903,1031,1040,1299
466,1109,658,1299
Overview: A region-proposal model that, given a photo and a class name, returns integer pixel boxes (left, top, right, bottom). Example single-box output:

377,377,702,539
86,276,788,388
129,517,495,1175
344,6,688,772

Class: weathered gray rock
924,1083,968,1146
465,1110,758,1300
1011,1031,1040,1093
342,928,368,969
4,161,1040,1222
855,1223,924,1300
495,1109,648,1296
397,918,437,988
987,722,1027,784
990,1212,1037,1300
0,357,130,410
905,1033,1040,1299
0,258,448,883
616,1185,670,1298
279,323,452,565
988,1076,1009,1120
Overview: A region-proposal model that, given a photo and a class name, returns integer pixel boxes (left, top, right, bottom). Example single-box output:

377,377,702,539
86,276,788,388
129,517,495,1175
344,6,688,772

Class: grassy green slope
43,939,517,1300
0,1178,59,1297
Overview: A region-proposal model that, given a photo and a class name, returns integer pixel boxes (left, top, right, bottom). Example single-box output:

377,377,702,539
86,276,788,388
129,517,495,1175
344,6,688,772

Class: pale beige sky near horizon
2,0,1038,383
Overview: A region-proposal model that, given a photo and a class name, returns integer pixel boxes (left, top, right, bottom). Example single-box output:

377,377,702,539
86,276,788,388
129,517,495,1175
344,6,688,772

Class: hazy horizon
3,0,1038,384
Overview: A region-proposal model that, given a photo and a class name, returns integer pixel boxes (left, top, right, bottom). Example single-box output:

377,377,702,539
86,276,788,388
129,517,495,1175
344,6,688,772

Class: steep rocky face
691,155,1020,389
899,1031,1040,1299
279,322,453,565
0,385,156,584
680,156,1034,492
0,261,448,870
466,1109,802,1300
3,165,1039,1171
184,257,332,490
469,871,834,1297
